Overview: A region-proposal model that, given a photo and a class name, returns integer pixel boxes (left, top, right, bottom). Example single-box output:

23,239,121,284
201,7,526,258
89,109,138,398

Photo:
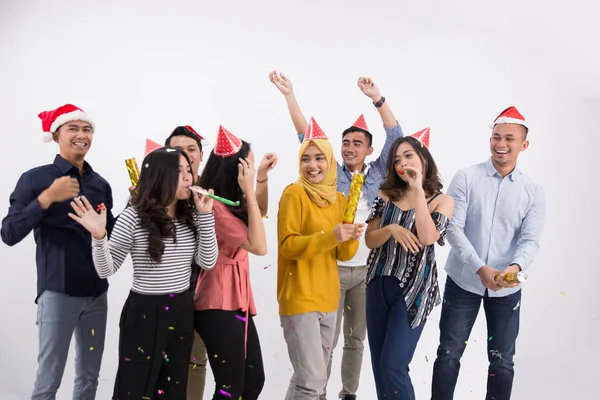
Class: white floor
1,264,597,400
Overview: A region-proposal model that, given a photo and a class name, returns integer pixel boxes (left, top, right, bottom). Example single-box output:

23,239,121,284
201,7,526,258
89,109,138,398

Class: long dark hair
379,136,443,201
197,141,251,225
131,147,196,263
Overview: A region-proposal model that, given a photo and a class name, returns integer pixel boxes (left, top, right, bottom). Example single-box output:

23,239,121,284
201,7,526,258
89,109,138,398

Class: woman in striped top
69,147,218,399
364,136,454,400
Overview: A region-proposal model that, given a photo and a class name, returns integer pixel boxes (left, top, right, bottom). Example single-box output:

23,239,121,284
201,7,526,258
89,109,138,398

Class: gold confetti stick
343,171,365,224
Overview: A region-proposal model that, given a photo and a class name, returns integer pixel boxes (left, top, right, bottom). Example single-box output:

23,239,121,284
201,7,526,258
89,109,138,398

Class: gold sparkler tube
125,158,141,187
495,271,528,284
343,172,365,224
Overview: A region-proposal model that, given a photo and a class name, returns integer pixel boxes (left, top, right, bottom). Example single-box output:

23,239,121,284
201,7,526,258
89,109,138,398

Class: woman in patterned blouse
364,135,454,400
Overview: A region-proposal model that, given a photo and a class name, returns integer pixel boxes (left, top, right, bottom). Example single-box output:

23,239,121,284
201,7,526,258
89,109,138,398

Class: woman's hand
237,158,256,196
192,187,214,213
388,224,422,253
68,196,107,240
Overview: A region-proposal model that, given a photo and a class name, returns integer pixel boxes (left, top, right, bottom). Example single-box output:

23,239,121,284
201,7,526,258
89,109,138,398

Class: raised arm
269,71,309,141
357,77,404,172
446,169,486,274
193,212,219,270
255,152,278,216
89,205,136,278
510,184,546,271
1,174,79,246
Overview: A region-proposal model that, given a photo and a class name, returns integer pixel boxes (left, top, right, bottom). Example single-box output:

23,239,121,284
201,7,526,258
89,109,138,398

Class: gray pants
325,266,367,398
281,311,337,400
32,291,108,400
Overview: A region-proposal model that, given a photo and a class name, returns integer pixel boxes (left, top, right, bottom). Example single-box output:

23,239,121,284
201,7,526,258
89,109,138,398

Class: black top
1,155,115,302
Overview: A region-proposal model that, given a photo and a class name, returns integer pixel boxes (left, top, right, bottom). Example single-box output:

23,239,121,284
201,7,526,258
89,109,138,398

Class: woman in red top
193,126,276,399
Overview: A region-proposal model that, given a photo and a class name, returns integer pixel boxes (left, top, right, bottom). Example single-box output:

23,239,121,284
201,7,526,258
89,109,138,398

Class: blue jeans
32,291,108,400
431,278,521,400
366,276,424,400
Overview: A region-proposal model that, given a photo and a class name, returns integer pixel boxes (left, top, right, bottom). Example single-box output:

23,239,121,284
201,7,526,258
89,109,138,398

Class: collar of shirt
485,158,521,182
53,154,93,175
342,162,370,177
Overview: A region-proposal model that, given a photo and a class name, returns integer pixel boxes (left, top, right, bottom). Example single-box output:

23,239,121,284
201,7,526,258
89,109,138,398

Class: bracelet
256,177,268,183
373,96,386,108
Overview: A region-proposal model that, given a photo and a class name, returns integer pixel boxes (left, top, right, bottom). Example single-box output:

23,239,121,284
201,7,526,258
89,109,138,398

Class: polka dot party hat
213,125,242,157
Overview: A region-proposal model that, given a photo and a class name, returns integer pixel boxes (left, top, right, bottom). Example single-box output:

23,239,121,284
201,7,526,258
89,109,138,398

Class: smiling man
431,106,546,400
1,104,115,400
270,72,403,400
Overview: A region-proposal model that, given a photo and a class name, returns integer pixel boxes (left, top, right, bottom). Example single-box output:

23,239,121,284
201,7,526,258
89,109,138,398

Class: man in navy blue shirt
1,104,115,400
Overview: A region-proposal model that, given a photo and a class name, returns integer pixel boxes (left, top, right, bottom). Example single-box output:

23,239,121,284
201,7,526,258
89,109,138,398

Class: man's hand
269,71,293,96
357,77,382,102
477,265,502,291
38,176,80,209
494,264,521,289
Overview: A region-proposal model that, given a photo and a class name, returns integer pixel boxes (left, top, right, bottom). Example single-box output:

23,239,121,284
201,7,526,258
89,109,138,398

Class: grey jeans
32,290,108,400
281,311,337,400
325,266,367,398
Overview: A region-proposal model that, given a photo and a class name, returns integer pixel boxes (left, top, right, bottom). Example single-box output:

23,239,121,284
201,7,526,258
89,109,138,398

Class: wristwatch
510,263,522,271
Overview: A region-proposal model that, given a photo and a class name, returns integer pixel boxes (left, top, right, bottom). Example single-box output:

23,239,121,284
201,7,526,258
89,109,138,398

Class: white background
0,0,598,399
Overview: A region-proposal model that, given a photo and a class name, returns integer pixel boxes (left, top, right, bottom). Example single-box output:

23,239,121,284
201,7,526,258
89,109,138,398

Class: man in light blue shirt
431,106,546,400
270,72,403,400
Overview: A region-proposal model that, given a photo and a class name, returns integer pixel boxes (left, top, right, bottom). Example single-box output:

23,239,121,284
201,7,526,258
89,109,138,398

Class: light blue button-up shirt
444,158,546,297
297,123,403,204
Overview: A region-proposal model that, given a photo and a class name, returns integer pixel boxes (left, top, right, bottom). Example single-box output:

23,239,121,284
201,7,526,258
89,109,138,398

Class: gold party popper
125,158,141,187
496,271,528,284
342,172,365,224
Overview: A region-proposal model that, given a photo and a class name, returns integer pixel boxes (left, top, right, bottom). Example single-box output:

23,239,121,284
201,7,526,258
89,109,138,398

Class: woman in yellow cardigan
277,117,364,400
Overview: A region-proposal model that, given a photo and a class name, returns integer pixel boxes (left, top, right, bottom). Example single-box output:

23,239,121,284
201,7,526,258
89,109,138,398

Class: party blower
188,186,241,207
342,171,365,224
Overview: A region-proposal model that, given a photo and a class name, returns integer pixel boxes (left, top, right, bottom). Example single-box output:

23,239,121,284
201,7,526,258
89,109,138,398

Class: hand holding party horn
189,186,241,207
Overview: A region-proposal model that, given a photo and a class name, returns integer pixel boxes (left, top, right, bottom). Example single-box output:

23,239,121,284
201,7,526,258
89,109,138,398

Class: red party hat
410,127,430,147
492,106,527,129
144,138,163,156
352,114,369,132
303,117,328,142
214,125,242,157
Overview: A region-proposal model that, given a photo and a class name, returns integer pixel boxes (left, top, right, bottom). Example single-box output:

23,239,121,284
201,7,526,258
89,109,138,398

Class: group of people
1,71,545,400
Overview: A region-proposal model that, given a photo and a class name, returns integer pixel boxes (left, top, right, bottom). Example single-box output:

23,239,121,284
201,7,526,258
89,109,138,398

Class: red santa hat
214,125,242,157
351,114,369,132
183,125,210,146
410,127,430,147
38,104,95,143
144,138,163,156
303,117,328,141
492,106,527,129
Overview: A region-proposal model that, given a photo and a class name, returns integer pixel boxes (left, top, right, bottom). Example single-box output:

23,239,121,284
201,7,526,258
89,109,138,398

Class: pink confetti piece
124,357,132,362
236,315,247,322
157,389,164,395
164,306,170,311
263,264,271,269
219,389,232,397
169,293,174,298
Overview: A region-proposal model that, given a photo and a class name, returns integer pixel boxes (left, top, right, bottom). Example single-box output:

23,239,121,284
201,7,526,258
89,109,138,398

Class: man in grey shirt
431,106,546,400
270,72,403,400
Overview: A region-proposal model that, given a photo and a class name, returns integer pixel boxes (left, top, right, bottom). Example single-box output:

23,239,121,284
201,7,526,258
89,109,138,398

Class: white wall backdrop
0,1,598,399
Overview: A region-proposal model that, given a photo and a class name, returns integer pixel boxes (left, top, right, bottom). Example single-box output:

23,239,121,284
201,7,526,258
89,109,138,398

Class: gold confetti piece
91,328,95,336
214,354,219,358
90,347,94,351
168,326,175,330
465,341,468,345
222,360,226,363
347,306,352,311
560,292,566,296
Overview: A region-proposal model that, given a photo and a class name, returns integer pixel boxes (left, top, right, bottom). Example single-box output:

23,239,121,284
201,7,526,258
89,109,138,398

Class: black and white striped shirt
92,207,218,295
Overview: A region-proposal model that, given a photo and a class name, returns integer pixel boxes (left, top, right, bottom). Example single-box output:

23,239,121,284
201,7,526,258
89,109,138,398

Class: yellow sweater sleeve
278,186,339,260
